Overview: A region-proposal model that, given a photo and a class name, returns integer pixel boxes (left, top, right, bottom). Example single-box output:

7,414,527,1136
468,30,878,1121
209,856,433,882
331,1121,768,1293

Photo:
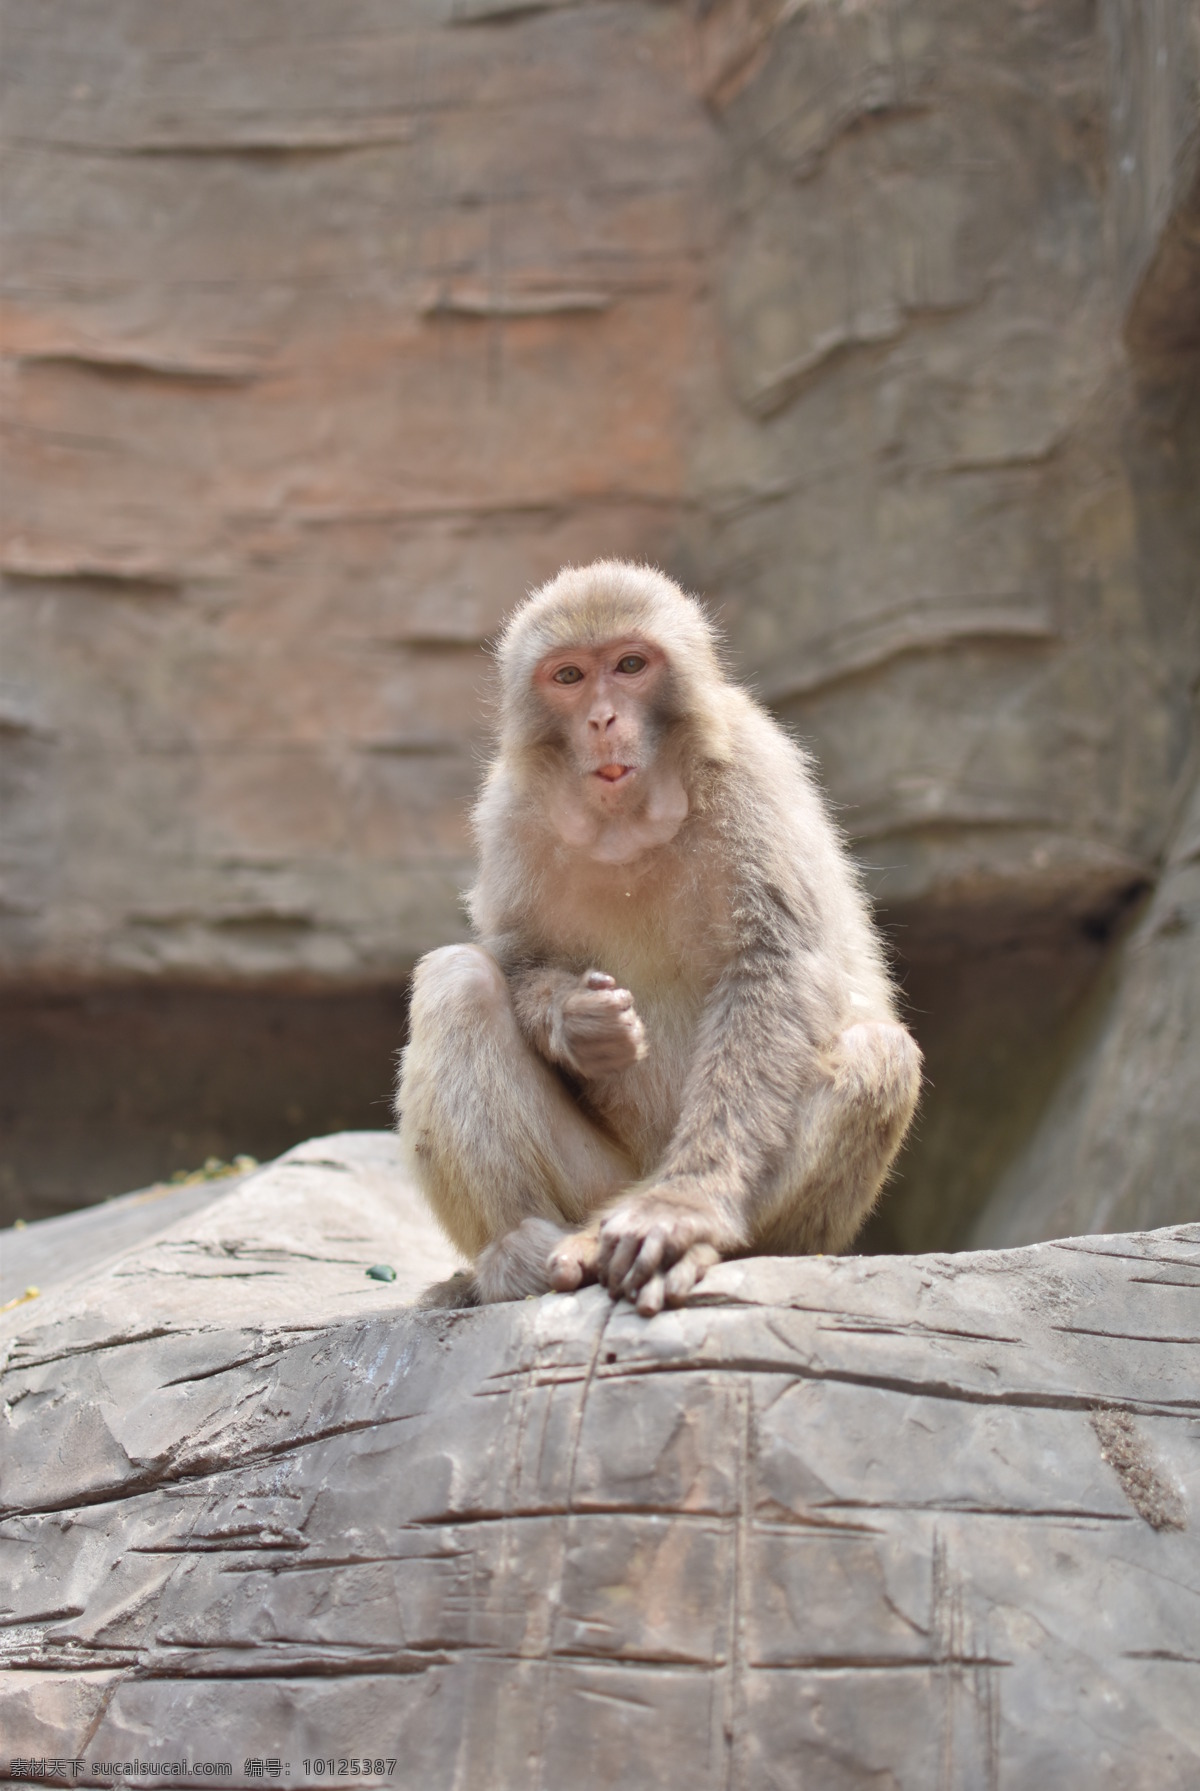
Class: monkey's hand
555,970,647,1079
548,1184,734,1317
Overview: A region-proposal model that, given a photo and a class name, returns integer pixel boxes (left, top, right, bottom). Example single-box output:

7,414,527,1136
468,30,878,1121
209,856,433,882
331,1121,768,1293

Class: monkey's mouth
594,763,635,783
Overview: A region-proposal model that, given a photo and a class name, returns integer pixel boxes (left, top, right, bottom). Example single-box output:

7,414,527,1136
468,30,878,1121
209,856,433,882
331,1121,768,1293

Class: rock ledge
1,1135,1197,1787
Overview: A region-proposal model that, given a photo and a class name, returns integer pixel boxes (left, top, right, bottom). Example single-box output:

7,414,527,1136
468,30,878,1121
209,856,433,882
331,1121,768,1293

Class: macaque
397,561,921,1315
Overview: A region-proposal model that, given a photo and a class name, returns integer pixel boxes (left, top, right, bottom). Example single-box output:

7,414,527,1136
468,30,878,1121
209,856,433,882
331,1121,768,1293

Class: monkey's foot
417,1270,480,1310
476,1215,568,1303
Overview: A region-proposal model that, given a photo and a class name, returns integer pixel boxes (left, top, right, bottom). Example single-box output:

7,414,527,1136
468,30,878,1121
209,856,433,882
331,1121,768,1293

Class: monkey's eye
553,665,584,685
616,654,646,675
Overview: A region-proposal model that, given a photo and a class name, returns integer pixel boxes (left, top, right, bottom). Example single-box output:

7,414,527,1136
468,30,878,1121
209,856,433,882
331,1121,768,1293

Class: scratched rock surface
1,1136,1197,1788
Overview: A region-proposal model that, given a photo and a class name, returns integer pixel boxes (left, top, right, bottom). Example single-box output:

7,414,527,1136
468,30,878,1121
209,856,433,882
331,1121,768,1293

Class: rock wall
973,733,1200,1246
0,0,720,984
3,0,1196,975
1,0,1198,1238
967,0,1200,1247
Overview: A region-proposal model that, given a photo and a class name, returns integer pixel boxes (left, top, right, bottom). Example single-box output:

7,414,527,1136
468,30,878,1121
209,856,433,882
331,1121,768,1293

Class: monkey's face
533,639,671,810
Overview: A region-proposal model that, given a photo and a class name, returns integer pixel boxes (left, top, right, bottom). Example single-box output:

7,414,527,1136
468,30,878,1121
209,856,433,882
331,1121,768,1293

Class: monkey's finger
661,1257,698,1305
595,1210,627,1264
603,1229,642,1291
618,1225,667,1297
663,1243,720,1307
585,970,616,989
635,1273,666,1318
583,987,632,1015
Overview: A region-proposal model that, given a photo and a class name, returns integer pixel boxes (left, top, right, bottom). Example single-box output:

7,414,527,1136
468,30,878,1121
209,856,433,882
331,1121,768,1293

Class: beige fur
397,561,922,1313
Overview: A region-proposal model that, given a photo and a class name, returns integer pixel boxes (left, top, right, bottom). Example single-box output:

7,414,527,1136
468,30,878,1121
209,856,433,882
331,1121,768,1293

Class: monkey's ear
416,1271,480,1310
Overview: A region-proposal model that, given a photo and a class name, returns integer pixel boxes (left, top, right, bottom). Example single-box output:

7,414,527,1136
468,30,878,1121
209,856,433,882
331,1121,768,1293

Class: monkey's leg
751,1020,922,1258
397,944,633,1300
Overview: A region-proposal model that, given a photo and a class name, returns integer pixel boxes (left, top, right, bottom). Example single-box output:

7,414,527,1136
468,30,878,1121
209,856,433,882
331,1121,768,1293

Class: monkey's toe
547,1223,603,1293
547,1254,584,1291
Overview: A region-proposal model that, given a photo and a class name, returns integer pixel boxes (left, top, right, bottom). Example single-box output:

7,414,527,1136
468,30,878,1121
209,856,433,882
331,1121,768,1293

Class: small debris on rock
1091,1408,1188,1531
0,1284,40,1313
168,1154,259,1186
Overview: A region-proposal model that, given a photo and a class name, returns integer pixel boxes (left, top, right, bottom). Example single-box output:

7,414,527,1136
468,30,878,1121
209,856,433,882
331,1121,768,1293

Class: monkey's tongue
596,763,631,782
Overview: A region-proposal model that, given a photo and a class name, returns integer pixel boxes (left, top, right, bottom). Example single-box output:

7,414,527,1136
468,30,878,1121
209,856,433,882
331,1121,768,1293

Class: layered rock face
1,0,1198,1237
0,0,719,985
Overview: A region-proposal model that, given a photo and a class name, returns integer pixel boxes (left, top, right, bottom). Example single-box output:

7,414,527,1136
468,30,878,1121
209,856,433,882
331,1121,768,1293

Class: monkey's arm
509,964,647,1079
658,926,830,1198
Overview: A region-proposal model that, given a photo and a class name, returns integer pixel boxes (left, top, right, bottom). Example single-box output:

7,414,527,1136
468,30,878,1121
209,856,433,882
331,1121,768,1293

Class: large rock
971,772,1200,1245
1104,0,1200,353
2,1135,1197,1787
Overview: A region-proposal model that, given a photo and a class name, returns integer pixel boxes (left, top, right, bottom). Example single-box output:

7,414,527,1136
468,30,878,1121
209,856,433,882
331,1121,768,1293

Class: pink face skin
534,640,668,801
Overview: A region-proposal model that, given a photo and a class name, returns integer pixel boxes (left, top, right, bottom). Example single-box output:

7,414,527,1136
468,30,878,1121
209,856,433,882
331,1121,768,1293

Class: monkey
396,560,922,1317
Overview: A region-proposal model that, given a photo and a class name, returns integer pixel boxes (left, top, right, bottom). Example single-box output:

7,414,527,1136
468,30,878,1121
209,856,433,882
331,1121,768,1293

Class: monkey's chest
533,851,716,984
